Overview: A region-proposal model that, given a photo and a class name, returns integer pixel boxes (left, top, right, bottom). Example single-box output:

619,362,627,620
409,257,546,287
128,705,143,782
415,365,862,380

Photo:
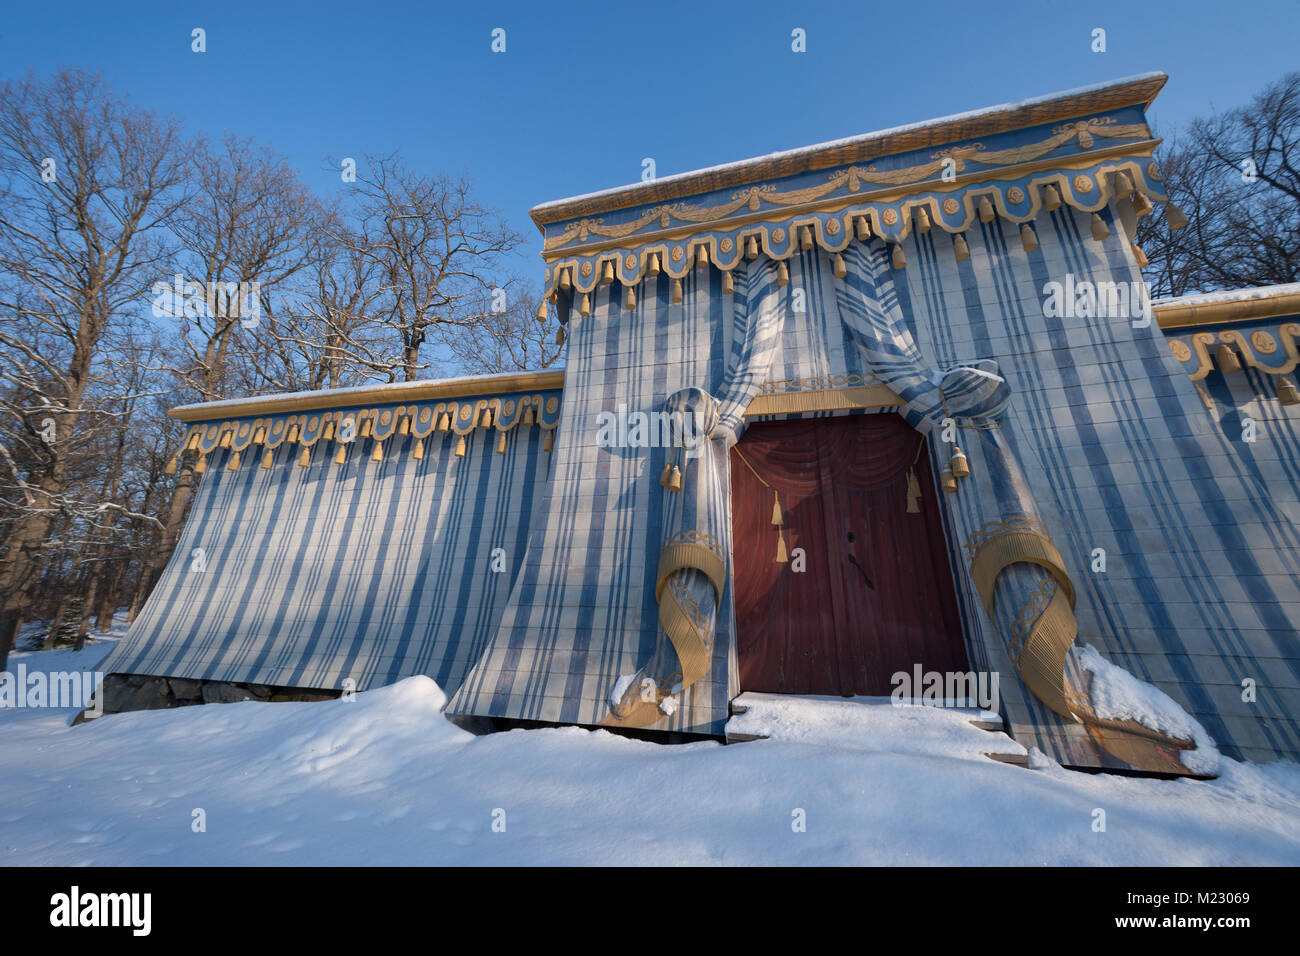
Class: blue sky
3,0,1297,275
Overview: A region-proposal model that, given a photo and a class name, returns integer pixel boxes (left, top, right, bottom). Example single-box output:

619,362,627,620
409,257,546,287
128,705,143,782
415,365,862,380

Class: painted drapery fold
832,242,1201,772
604,260,786,726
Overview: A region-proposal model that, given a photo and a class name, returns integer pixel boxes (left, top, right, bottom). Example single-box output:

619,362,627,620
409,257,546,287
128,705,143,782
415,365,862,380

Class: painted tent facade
103,73,1300,771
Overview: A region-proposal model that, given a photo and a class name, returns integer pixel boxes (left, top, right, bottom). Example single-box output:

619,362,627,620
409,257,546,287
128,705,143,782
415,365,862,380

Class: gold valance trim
744,385,903,417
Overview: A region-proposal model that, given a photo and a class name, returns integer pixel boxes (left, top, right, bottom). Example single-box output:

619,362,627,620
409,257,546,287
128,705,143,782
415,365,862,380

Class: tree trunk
43,592,70,650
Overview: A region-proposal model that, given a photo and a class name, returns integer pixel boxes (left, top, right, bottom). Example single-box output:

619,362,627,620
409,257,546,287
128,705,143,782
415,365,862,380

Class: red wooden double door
730,413,968,697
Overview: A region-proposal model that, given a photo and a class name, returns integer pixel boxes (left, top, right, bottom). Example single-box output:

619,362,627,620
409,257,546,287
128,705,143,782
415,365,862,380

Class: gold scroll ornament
969,515,1201,774
601,530,726,728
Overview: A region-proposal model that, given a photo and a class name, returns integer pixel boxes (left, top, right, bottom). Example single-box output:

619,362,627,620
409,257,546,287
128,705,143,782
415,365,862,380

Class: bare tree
1139,72,1300,296
441,280,564,375
0,69,186,670
141,134,321,600
330,153,522,381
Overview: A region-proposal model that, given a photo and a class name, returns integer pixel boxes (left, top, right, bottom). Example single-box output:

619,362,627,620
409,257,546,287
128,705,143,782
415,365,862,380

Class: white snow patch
1076,644,1221,776
1154,282,1300,309
1,673,1297,865
726,692,1024,760
658,695,677,716
172,370,558,418
609,674,635,708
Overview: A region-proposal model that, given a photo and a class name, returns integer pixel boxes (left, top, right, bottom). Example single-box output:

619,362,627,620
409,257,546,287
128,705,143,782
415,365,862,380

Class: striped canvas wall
101,392,557,697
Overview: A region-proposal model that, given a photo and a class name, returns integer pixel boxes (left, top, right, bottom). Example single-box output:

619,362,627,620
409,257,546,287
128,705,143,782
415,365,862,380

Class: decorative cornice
1168,322,1300,380
531,74,1166,228
168,370,565,422
1155,290,1300,329
541,154,1166,299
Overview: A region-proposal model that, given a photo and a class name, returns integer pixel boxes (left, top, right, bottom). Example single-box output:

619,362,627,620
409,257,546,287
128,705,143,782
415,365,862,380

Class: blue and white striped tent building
104,73,1300,773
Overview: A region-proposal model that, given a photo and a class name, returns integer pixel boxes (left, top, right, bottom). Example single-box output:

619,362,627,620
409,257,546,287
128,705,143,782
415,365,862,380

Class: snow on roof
1154,283,1300,308
530,73,1168,217
170,369,563,418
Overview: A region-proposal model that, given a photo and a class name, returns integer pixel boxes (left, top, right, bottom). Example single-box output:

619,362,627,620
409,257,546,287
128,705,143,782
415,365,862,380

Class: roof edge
168,370,566,423
530,73,1167,229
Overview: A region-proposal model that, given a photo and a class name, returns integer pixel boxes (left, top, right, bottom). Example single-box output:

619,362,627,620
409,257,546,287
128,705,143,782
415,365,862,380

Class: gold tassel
915,207,931,232
891,244,907,269
1165,202,1189,230
1020,223,1038,252
624,287,635,310
164,456,178,476
1278,377,1300,406
1132,192,1152,217
1113,171,1134,198
219,430,233,449
371,442,383,462
695,244,710,268
559,267,571,290
285,425,298,443
253,427,266,445
359,418,372,438
659,462,674,487
855,216,871,241
978,196,995,222
832,253,846,278
906,469,921,513
1042,184,1062,211
800,226,813,250
770,490,783,527
195,455,206,475
671,279,683,303
262,449,273,470
536,301,547,323
746,235,759,259
951,447,969,478
1090,213,1110,241
722,271,734,295
187,432,200,451
775,529,788,564
454,436,466,458
496,432,507,454
953,233,970,261
667,465,681,492
548,288,557,304
940,467,957,493
579,294,590,317
436,412,450,432
321,421,333,441
1216,343,1241,373
226,450,240,471
777,262,789,286
1131,243,1149,268
522,405,535,426
600,260,615,284
647,252,661,275
334,445,346,465
557,325,567,346
479,406,492,428
543,430,554,453
398,416,410,436
299,447,310,467
413,438,424,460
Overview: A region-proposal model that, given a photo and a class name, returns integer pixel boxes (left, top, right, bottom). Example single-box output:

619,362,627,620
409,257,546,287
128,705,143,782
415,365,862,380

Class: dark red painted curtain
731,414,968,696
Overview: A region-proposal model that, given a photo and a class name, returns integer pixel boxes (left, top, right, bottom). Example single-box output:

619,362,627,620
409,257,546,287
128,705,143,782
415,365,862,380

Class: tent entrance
729,414,968,697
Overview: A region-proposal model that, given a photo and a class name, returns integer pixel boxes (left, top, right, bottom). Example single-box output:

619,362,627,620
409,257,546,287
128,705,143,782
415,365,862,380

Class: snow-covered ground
2,637,1299,866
